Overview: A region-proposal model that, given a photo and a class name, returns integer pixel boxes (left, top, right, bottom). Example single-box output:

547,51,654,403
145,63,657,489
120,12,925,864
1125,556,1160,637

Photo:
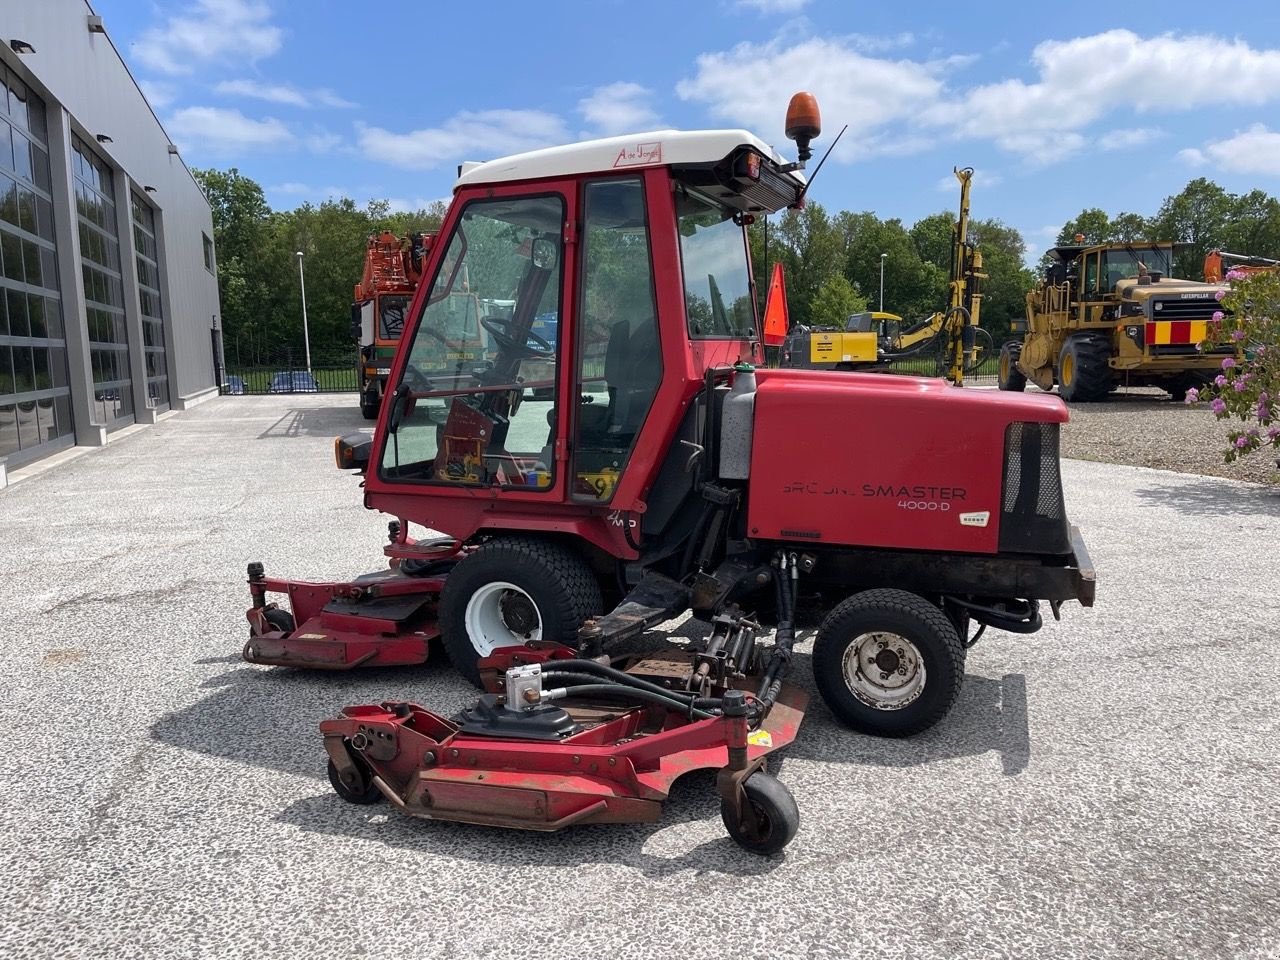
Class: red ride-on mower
244,95,1095,852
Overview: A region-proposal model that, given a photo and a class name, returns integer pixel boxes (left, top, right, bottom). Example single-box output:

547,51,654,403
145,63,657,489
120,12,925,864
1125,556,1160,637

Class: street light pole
879,252,888,312
296,250,312,373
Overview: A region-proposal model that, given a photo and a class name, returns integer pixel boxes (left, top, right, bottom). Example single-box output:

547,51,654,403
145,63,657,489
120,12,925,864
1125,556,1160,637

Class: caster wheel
720,772,799,855
327,754,382,805
255,607,295,636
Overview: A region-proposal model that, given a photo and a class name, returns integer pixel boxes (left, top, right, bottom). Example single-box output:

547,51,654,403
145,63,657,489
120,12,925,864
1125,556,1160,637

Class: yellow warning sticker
747,730,773,748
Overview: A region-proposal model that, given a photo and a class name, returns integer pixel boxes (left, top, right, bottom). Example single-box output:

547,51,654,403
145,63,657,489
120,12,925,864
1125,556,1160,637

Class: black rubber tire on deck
1057,334,1112,403
327,754,382,805
261,607,295,635
812,588,965,738
438,538,603,687
720,772,800,855
998,340,1028,392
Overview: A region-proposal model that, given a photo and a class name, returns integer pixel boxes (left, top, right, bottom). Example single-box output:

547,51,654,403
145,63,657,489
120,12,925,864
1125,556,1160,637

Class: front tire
1057,335,1112,402
998,340,1028,392
812,589,965,738
360,390,380,420
438,538,603,687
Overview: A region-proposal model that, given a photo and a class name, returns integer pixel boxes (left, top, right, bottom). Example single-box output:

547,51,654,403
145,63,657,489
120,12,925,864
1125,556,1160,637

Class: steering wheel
480,316,554,359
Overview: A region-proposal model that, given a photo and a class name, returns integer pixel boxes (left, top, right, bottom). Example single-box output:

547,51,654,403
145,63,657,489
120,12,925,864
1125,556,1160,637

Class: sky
97,0,1280,262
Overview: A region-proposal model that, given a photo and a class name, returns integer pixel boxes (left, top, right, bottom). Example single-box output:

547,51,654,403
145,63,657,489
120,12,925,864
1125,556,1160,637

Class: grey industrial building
0,0,221,477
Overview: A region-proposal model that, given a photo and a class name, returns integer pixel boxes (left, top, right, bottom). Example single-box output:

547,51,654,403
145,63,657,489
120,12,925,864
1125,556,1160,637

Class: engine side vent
999,422,1071,555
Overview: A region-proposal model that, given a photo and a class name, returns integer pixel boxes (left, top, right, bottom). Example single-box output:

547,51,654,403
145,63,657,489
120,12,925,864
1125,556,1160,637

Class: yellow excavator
779,167,989,384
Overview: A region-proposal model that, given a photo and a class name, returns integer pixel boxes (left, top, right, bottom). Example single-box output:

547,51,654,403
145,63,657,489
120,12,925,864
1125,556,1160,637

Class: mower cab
244,93,1094,853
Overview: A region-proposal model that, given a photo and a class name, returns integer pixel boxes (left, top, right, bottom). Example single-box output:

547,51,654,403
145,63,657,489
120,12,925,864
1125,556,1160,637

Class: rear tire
998,340,1028,392
439,538,603,687
1057,335,1112,402
812,589,965,738
360,390,380,420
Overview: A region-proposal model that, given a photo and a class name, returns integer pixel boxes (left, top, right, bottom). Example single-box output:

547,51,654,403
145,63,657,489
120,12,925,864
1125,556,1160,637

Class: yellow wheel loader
1001,242,1234,402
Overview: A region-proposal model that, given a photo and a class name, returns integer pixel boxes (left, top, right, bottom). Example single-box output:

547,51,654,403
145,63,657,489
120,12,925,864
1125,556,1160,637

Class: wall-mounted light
143,185,157,193
9,39,35,54
96,134,113,144
87,15,106,33
167,144,179,155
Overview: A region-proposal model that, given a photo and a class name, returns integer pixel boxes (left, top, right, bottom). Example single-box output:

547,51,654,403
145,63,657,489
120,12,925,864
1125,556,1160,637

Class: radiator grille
999,422,1071,555
1149,297,1219,320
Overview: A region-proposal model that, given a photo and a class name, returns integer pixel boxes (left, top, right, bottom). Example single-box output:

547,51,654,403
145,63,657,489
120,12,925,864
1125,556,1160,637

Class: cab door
373,182,576,502
568,176,662,505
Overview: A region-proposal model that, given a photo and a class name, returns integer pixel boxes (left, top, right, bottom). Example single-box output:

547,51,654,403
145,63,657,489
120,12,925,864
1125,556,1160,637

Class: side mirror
350,303,363,340
530,237,557,270
334,432,372,471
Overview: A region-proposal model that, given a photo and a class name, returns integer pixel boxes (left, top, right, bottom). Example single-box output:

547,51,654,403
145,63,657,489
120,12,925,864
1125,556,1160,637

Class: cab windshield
1102,246,1174,287
379,194,564,488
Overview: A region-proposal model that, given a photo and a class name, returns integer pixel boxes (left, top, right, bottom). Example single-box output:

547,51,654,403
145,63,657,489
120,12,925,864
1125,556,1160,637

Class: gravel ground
1055,386,1280,485
2,394,1279,959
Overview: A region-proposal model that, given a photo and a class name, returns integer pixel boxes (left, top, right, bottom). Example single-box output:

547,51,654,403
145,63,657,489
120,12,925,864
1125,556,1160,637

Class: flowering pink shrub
1191,270,1280,463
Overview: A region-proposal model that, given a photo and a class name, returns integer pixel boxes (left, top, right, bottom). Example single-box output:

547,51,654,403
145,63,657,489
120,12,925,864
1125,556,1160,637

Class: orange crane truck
351,231,433,419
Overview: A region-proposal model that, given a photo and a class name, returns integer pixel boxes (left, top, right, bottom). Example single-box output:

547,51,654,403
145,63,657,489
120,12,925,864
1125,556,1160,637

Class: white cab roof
455,129,797,189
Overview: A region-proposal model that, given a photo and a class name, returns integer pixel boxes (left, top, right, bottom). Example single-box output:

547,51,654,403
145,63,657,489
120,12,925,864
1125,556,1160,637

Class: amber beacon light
785,92,822,162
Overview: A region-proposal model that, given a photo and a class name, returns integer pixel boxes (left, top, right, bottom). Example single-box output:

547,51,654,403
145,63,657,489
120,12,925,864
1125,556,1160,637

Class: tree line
194,168,444,368
196,167,1280,363
1051,178,1280,281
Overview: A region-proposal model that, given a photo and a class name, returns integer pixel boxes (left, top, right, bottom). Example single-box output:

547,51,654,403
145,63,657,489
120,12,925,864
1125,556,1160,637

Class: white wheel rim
841,631,927,711
463,581,542,656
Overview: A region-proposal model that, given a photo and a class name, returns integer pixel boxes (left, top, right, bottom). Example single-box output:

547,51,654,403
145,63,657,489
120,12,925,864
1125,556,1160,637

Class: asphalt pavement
1,394,1277,960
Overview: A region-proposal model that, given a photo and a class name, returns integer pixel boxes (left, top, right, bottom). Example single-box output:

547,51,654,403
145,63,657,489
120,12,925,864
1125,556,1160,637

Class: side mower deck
322,647,807,852
244,564,444,669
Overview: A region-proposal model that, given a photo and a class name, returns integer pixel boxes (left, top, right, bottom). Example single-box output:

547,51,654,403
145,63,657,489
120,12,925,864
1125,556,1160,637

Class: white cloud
578,82,660,136
1178,147,1207,167
269,182,314,195
735,0,810,12
304,131,343,154
133,0,283,75
1181,124,1280,176
676,36,950,160
1096,127,1165,152
935,169,1001,191
927,30,1280,158
214,79,355,109
358,109,570,170
992,130,1087,165
167,106,294,154
138,79,177,110
314,90,357,109
678,28,1280,168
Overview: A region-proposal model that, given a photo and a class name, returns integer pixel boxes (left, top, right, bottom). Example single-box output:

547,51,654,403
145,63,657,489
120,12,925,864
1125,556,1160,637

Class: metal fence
221,350,360,395
217,339,1003,398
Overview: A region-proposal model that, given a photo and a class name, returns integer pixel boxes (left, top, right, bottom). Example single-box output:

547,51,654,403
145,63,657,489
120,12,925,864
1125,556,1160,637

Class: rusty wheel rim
842,631,926,711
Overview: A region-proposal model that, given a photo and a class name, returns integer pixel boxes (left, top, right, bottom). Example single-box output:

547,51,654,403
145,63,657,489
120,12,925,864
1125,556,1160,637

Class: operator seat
602,318,660,438
540,318,660,470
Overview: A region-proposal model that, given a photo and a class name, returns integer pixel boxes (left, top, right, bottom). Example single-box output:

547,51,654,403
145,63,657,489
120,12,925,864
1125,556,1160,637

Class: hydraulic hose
543,659,706,705
755,556,798,711
545,672,725,711
542,683,717,721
